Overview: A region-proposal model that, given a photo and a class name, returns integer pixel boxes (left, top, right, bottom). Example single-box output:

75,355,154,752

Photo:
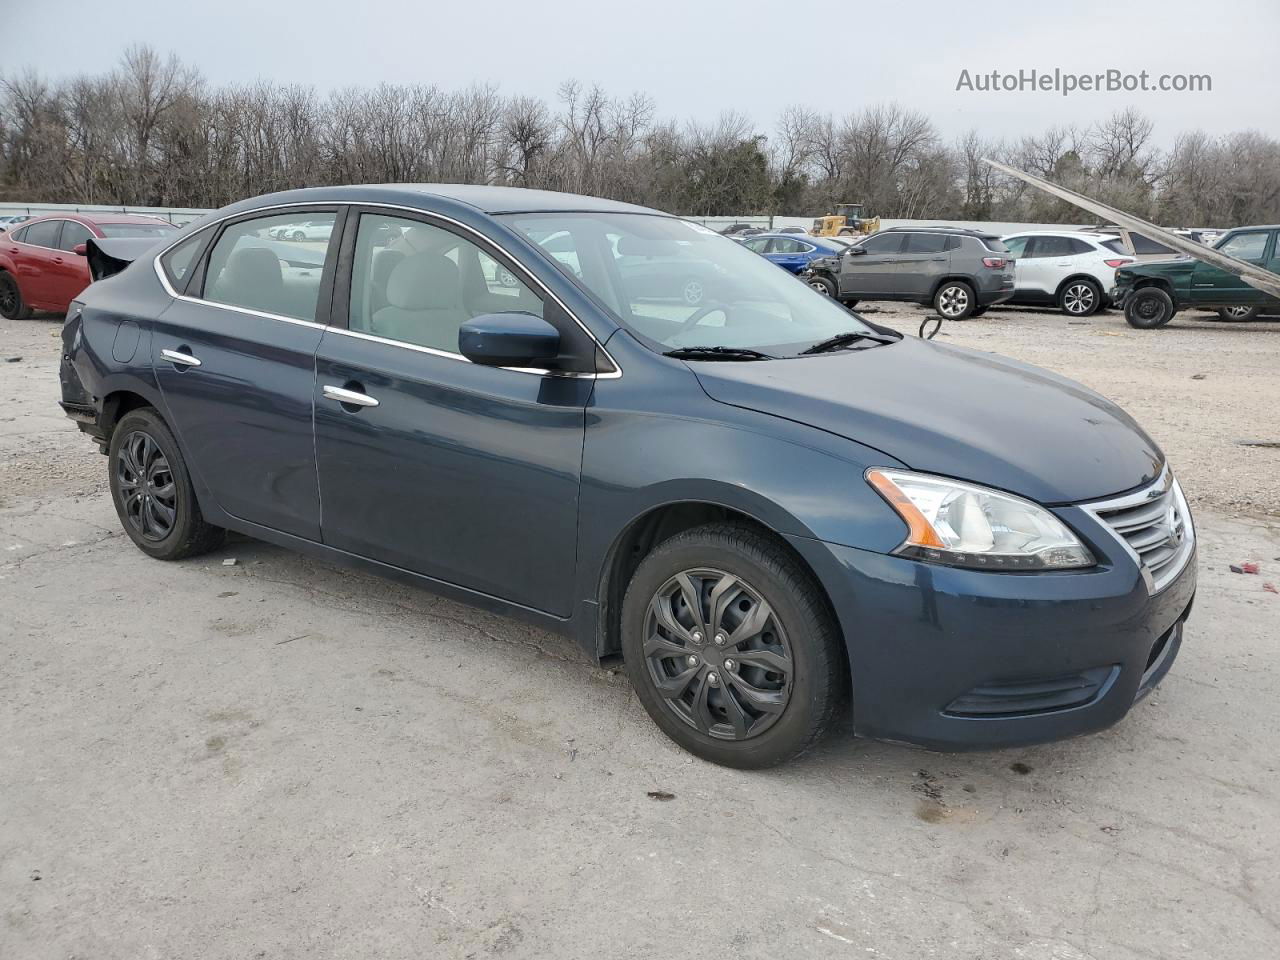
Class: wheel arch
99,387,163,446
1054,273,1104,302
593,498,841,663
929,274,978,300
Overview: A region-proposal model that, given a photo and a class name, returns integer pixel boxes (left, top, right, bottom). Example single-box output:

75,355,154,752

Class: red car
0,213,178,318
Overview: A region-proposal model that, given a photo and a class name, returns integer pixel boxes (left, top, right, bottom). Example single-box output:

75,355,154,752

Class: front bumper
787,521,1196,751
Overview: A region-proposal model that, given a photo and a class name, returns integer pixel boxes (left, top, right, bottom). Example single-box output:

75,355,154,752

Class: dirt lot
2,304,1278,959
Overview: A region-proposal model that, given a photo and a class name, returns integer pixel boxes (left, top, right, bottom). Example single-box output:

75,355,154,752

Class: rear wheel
1217,305,1259,322
108,408,225,561
934,280,976,320
1124,287,1175,329
1059,279,1102,317
621,523,845,768
0,271,32,320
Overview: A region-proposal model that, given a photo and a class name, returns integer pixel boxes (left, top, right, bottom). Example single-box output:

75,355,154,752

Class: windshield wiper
799,330,898,355
663,346,775,361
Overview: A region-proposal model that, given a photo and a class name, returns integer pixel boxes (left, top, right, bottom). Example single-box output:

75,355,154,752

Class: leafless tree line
3,47,1278,226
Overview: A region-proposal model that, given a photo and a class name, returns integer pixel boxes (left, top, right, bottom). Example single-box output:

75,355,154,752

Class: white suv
1001,231,1134,316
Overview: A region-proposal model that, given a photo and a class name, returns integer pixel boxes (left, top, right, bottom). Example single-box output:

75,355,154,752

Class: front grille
1084,467,1194,594
945,666,1117,717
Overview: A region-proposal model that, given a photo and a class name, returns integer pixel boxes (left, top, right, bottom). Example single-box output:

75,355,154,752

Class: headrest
386,253,460,310
223,246,282,293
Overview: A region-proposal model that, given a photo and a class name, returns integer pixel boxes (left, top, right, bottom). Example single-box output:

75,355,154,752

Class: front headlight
866,468,1095,571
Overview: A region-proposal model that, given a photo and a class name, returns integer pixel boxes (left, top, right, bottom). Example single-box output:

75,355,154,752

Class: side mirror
459,313,561,369
847,246,867,256
73,243,88,256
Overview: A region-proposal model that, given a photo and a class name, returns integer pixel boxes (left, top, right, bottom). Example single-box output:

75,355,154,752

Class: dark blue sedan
59,184,1195,768
740,232,848,274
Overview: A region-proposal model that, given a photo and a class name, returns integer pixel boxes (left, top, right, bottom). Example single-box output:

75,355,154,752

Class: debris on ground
222,558,237,566
5,356,21,363
646,790,676,801
1191,373,1207,380
1264,583,1278,595
1228,562,1261,575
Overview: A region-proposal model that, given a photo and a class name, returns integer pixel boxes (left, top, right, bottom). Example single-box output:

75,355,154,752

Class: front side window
348,213,543,354
501,212,877,357
203,212,336,321
1217,231,1268,261
57,221,94,252
21,220,61,248
859,233,904,255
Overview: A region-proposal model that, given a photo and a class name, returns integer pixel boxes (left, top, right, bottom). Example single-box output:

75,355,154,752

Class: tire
0,271,33,320
843,299,859,308
1217,305,1259,322
934,280,976,320
1059,278,1102,317
108,408,225,561
808,275,837,297
1124,287,1175,329
620,522,845,769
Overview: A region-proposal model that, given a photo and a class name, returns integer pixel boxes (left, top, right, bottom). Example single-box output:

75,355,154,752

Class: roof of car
363,184,661,215
16,212,174,227
1004,230,1116,241
881,225,1000,239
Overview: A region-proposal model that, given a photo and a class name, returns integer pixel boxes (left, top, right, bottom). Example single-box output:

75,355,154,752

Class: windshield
499,212,875,357
99,223,178,239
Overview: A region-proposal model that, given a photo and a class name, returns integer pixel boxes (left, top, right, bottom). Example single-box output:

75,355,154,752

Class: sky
7,0,1279,145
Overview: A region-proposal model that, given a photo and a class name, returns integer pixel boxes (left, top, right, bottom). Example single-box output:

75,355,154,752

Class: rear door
152,207,342,541
312,208,592,617
10,219,64,306
763,237,814,274
892,232,950,296
839,232,904,298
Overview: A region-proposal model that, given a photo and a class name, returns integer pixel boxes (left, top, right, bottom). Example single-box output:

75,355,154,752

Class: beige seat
371,253,468,352
213,246,283,314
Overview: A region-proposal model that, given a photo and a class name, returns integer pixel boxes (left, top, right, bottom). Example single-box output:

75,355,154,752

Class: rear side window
1002,236,1030,258
904,233,948,254
159,231,209,290
22,220,61,248
8,225,29,243
1027,236,1078,258
1102,238,1128,255
202,212,337,321
57,221,94,252
1129,233,1174,256
981,237,1010,253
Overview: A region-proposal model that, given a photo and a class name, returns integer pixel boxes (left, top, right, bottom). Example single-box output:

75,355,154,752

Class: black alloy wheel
115,430,178,541
642,568,794,741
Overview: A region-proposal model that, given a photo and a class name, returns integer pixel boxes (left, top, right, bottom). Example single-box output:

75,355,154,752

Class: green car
1111,225,1280,328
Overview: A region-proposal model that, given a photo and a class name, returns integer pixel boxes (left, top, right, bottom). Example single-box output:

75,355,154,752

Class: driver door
838,232,903,299
1192,230,1271,306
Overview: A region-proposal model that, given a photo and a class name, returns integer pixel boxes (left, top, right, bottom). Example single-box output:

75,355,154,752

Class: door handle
930,257,947,261
323,384,379,408
161,348,201,367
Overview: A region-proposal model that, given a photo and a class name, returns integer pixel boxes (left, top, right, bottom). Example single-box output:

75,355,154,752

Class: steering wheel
677,303,726,333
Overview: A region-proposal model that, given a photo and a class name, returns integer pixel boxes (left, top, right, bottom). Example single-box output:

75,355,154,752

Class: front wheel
621,523,845,768
808,275,837,297
1217,305,1259,322
1124,287,1175,328
291,230,306,242
934,280,976,320
108,408,225,561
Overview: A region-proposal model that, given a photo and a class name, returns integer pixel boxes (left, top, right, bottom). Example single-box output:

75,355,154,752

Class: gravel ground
2,305,1279,960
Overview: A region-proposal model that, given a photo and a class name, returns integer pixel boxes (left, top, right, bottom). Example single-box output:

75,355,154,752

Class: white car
1001,231,1135,316
268,220,333,242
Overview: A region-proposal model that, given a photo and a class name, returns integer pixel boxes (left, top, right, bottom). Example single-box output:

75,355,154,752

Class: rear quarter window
159,230,211,291
981,237,1010,253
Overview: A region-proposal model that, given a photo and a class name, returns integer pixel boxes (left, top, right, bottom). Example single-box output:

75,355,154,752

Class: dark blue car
59,185,1196,768
740,232,849,275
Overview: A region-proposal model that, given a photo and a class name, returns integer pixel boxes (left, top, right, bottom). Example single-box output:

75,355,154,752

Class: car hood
691,337,1163,504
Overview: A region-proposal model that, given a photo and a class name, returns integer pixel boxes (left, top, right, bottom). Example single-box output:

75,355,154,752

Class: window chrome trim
149,199,622,380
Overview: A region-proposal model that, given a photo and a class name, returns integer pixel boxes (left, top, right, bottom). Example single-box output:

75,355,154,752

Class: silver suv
803,227,1015,320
